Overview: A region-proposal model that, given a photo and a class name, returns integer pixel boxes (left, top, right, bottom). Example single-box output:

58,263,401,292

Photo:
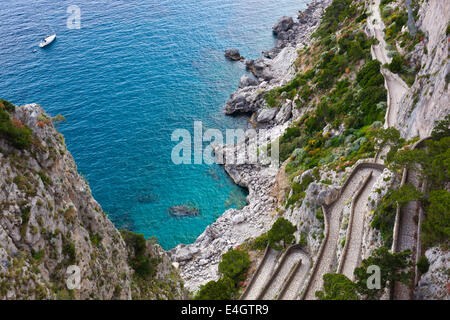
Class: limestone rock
272,16,294,35
275,100,292,124
256,108,278,123
415,247,450,300
238,75,259,88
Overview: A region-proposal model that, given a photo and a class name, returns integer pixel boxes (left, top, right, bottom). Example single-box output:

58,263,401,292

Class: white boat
39,34,56,48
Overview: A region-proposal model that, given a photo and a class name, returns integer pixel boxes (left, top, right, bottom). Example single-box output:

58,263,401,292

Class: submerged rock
225,49,244,61
168,205,200,217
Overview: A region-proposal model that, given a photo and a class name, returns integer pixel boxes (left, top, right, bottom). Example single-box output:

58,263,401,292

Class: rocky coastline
169,0,333,293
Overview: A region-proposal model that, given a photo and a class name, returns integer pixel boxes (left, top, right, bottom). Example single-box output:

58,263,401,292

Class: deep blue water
0,0,307,249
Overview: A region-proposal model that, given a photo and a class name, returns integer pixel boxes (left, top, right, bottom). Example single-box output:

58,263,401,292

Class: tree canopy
194,277,235,300
316,273,358,300
267,217,297,250
218,248,250,285
353,247,412,300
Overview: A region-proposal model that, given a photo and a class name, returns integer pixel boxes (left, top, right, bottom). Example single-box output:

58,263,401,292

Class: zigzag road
392,138,429,300
277,251,311,300
240,247,280,300
302,164,384,299
243,0,411,300
338,169,383,280
258,246,306,300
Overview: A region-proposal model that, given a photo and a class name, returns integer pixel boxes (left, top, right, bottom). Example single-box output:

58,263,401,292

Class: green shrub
250,233,268,250
62,241,76,265
314,0,357,39
422,190,450,248
316,273,358,300
386,126,449,249
381,0,395,5
0,99,16,113
286,174,315,207
354,247,412,300
347,41,365,61
121,230,159,279
305,115,326,133
417,256,430,274
32,249,45,263
299,232,307,247
0,107,33,149
356,86,387,128
20,206,31,238
316,68,336,90
194,277,235,300
371,184,422,248
267,218,296,250
89,233,103,247
357,60,384,88
387,54,404,73
218,248,250,285
37,171,53,186
431,114,450,140
14,174,37,197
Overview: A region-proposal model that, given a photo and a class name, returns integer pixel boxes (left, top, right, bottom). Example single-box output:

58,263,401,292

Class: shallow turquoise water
0,0,307,249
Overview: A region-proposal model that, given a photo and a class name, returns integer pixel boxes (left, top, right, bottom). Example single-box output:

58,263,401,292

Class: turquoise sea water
0,0,307,249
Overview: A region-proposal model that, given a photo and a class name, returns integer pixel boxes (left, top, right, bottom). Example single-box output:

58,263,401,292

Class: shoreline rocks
272,16,294,35
238,75,259,88
225,0,332,117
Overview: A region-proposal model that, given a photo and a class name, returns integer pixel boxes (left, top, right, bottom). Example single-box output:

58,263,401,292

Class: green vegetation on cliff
0,100,32,149
370,117,450,250
195,247,250,300
267,217,296,250
316,273,358,300
380,0,424,86
121,230,160,279
265,0,388,214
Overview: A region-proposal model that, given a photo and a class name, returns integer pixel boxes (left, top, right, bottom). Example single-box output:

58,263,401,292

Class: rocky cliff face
0,104,186,300
393,0,449,139
415,246,449,300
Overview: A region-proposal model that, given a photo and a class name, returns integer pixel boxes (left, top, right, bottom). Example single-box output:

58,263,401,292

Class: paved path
394,168,422,299
241,248,280,300
278,253,311,300
258,247,305,300
244,0,416,299
368,0,409,128
339,170,383,280
303,167,378,299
